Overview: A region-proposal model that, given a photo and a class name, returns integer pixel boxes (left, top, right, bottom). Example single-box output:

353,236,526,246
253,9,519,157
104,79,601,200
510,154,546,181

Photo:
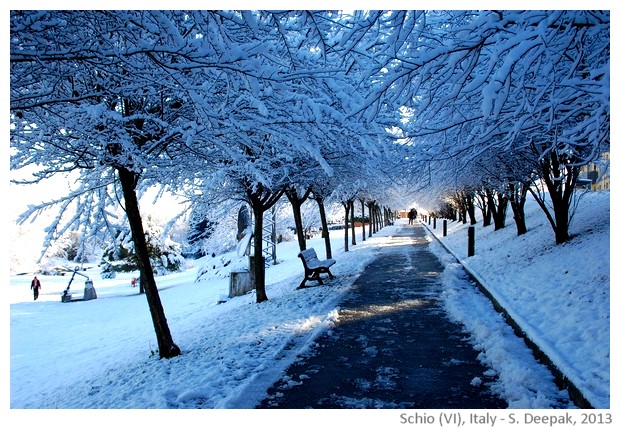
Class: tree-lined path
258,223,507,409
11,11,609,360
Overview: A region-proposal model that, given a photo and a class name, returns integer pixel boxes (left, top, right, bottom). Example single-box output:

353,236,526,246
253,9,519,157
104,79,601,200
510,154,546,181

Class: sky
6,190,610,426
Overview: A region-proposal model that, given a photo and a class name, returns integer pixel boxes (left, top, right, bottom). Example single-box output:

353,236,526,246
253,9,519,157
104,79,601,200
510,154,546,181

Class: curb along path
257,224,507,409
421,220,590,409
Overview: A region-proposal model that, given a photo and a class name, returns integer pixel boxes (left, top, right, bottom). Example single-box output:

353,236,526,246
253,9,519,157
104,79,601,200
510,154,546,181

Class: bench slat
306,259,335,269
299,249,318,259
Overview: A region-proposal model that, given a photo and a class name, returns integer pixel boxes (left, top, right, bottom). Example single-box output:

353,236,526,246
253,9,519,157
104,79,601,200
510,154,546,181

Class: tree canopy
10,10,610,355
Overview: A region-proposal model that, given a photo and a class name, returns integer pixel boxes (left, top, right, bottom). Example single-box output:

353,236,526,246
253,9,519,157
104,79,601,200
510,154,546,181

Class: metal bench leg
299,271,325,289
311,272,324,285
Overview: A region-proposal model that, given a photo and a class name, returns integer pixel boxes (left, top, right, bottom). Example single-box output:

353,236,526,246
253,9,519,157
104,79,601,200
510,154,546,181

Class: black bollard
443,219,448,237
468,226,475,257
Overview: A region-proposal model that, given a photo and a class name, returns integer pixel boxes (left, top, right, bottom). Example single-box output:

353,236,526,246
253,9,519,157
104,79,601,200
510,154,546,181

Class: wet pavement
257,223,507,409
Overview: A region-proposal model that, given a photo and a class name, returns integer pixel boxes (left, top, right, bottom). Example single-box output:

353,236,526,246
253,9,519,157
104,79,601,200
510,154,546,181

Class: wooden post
443,219,448,237
468,226,475,257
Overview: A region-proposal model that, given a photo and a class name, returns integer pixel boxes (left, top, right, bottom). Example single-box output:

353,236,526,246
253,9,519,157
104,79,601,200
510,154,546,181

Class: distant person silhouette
31,276,41,300
408,208,417,225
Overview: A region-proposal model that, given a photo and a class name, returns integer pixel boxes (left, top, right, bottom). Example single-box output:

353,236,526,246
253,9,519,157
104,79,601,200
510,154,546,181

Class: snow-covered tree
10,11,244,357
11,10,358,348
175,11,398,301
354,11,609,244
102,217,184,277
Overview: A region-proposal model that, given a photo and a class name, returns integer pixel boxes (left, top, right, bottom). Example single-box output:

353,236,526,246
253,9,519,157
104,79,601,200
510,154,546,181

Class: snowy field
6,191,610,421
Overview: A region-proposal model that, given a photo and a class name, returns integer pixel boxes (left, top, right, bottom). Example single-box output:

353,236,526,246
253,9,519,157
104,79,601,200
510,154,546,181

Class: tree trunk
449,205,457,221
350,200,356,246
465,193,477,225
360,198,366,241
315,194,332,259
285,187,311,252
486,188,508,231
117,167,180,359
531,150,579,245
367,202,373,238
478,190,492,227
509,182,528,236
247,185,283,303
550,159,577,245
455,192,467,224
369,202,375,234
251,205,268,303
493,191,508,231
343,201,350,252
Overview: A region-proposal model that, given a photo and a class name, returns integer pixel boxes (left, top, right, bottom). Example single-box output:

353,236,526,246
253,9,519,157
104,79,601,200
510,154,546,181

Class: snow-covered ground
7,191,610,420
425,191,610,411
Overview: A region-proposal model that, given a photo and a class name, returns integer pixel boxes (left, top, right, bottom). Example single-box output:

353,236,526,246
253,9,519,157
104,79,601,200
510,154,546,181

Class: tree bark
248,184,283,303
360,198,366,241
350,199,356,246
285,187,311,252
477,190,492,227
367,202,374,237
454,192,467,224
495,192,508,231
117,167,180,359
486,188,508,231
314,193,332,259
531,150,579,245
343,200,350,252
509,182,528,236
465,193,477,225
251,206,267,303
371,202,378,234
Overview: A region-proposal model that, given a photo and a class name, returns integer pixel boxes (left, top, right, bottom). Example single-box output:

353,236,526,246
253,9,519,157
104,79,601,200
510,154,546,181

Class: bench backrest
299,248,318,262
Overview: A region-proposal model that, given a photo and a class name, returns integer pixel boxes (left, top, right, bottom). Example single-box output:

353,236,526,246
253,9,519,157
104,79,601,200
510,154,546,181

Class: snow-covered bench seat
297,248,336,289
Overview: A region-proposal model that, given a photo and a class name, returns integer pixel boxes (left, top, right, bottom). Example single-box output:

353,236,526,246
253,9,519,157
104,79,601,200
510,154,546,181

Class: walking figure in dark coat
408,208,417,225
31,276,41,300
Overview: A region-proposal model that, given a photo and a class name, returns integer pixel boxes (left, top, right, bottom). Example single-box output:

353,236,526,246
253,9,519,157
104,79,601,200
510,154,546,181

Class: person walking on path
31,276,41,301
407,208,415,225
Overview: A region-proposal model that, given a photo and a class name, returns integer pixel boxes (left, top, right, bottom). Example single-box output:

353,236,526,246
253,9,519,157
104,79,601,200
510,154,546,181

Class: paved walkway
257,223,507,409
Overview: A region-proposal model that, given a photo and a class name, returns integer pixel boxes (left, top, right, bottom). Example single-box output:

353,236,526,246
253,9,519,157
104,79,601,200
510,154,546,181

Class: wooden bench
297,248,336,289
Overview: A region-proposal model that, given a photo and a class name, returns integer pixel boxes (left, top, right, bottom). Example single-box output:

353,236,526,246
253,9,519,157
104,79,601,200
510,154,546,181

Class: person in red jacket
31,276,41,300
